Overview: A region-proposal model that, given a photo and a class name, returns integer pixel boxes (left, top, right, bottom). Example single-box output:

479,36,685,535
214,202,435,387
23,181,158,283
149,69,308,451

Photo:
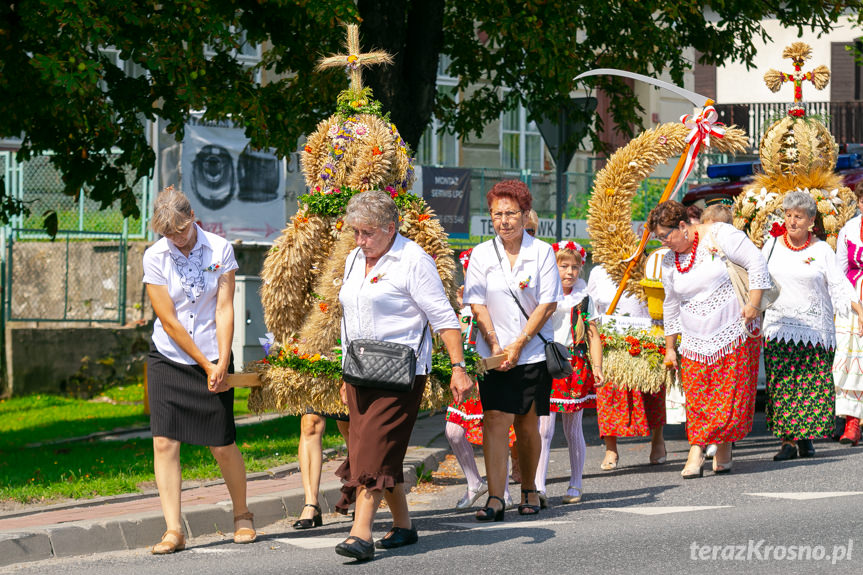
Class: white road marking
601,505,732,515
746,492,863,500
273,537,347,549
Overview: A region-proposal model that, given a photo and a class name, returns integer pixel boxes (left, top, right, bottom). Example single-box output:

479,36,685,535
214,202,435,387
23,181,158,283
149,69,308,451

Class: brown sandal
233,511,257,544
152,529,186,555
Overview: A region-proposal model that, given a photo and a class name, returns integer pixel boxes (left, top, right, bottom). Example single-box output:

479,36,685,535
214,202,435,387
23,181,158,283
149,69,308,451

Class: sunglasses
525,228,536,236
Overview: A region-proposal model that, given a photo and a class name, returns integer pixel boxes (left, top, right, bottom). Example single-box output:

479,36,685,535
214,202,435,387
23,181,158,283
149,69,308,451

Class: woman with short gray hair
763,190,863,461
333,189,471,561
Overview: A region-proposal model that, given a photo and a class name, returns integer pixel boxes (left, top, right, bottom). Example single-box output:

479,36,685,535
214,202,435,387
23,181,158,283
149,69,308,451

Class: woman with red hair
464,180,562,520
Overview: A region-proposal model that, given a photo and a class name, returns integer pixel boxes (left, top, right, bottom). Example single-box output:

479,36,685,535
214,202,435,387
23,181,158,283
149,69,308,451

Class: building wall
716,16,861,104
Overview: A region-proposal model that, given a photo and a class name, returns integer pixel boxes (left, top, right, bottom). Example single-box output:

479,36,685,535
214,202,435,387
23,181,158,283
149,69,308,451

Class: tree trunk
358,0,444,153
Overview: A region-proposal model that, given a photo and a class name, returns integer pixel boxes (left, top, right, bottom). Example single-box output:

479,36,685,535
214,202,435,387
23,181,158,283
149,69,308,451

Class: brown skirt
335,375,427,513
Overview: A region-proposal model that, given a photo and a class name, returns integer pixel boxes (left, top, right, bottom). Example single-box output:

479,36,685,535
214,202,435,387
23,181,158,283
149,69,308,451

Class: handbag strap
491,238,551,345
340,248,429,356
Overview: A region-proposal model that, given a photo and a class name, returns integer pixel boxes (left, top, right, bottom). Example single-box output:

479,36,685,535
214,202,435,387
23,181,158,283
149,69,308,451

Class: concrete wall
2,240,271,397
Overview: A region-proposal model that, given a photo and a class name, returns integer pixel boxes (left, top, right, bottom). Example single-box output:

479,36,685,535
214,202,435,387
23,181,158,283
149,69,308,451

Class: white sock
535,413,556,493
562,411,585,494
446,421,483,491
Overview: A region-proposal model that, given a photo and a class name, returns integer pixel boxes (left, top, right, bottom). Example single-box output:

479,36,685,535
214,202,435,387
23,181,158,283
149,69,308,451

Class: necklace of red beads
675,231,700,273
783,231,811,252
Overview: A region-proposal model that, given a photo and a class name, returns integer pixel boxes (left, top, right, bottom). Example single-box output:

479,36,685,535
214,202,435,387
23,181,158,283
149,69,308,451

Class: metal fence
1,151,152,241
4,230,127,324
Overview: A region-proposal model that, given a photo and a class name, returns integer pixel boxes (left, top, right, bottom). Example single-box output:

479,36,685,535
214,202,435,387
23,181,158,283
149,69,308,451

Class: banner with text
470,216,645,240
421,167,471,237
181,114,286,242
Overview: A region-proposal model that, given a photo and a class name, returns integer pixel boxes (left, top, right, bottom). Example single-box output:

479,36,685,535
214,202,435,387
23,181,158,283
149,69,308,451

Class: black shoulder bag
492,240,573,379
340,250,429,392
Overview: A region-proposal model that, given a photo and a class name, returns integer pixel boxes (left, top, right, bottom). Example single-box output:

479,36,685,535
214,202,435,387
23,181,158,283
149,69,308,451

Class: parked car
683,145,863,207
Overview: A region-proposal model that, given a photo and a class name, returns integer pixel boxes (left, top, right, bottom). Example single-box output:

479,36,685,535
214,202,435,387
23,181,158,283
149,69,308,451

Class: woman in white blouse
650,201,769,478
142,188,254,554
334,190,471,562
464,180,563,521
832,184,863,446
764,191,863,461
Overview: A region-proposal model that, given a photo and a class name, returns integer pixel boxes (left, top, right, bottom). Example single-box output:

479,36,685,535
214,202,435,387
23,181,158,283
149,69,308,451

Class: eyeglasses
490,210,522,221
654,227,676,242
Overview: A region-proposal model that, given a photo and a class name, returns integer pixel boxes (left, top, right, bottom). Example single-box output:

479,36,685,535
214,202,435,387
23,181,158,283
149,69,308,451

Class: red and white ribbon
673,106,726,196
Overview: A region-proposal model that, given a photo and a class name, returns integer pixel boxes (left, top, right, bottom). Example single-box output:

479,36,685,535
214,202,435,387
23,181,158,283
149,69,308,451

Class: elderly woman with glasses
763,191,863,461
464,180,562,520
648,200,770,478
333,190,471,561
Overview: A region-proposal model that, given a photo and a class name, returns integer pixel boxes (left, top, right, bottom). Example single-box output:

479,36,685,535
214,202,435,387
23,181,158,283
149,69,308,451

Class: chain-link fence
4,230,127,324
2,151,151,240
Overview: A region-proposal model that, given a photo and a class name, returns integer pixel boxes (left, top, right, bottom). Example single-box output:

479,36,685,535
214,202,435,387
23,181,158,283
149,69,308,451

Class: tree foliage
1,1,860,223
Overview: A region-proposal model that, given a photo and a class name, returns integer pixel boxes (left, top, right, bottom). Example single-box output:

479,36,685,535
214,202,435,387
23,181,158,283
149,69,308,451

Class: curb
0,446,449,568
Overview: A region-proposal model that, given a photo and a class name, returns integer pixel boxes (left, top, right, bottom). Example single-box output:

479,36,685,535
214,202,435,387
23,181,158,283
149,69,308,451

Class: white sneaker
455,481,488,509
705,444,718,459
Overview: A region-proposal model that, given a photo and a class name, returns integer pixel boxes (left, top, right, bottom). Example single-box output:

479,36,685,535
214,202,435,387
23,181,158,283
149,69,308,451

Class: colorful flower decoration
551,241,586,260
518,276,532,290
418,214,431,222
319,302,329,313
803,256,815,265
769,221,787,237
370,273,385,284
346,54,359,70
204,263,222,272
459,248,472,271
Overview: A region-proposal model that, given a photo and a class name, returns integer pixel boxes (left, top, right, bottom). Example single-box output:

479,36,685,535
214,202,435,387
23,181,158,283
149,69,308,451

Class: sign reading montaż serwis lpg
420,167,471,237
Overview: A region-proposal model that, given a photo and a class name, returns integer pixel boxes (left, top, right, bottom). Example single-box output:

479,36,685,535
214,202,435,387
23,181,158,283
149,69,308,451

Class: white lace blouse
661,222,771,364
762,236,855,349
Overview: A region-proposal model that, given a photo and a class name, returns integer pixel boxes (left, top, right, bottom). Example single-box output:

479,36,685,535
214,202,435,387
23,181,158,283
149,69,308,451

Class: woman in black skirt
463,180,563,521
143,187,255,554
333,190,472,561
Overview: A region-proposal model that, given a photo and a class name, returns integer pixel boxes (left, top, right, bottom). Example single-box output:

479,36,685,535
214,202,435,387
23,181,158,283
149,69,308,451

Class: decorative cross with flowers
316,24,393,93
763,42,830,116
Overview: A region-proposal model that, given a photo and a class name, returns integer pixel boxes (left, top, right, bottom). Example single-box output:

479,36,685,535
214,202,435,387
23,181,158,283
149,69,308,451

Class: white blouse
551,279,595,347
463,231,563,364
661,222,771,364
586,264,650,318
142,224,239,365
339,233,459,374
763,237,855,349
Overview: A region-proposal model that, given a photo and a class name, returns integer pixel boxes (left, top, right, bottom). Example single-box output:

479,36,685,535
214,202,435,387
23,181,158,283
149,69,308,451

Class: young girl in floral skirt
535,241,604,505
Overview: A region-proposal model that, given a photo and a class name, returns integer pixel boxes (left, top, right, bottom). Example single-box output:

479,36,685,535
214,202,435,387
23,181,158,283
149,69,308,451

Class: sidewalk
0,411,451,568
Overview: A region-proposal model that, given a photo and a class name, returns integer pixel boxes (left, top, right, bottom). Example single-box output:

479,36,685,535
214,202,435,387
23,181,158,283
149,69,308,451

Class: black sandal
475,495,505,522
292,503,323,529
518,489,541,516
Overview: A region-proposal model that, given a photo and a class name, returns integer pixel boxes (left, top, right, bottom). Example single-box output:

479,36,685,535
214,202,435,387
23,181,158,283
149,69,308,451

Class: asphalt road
4,414,863,575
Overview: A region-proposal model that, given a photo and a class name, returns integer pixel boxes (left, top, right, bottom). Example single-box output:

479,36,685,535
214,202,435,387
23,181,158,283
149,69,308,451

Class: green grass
0,387,343,503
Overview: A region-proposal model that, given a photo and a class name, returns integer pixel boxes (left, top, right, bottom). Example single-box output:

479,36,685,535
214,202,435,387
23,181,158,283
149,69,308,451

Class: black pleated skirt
478,361,552,416
147,346,236,446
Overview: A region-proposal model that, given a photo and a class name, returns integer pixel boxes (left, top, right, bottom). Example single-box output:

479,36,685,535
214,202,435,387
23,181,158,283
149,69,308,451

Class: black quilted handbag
342,324,429,392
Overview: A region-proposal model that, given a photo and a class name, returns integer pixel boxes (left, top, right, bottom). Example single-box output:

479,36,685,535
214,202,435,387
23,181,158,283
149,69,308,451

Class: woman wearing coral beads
833,184,863,447
535,241,602,506
464,179,562,521
587,264,667,470
143,188,255,554
649,200,770,478
766,191,863,461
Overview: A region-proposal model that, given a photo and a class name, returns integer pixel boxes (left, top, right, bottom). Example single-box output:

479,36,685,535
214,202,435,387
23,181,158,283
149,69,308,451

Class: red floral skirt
596,384,666,437
680,336,760,445
550,351,597,413
446,397,516,447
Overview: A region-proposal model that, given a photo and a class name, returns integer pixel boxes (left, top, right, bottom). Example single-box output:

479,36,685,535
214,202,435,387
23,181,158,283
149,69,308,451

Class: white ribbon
673,106,726,196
